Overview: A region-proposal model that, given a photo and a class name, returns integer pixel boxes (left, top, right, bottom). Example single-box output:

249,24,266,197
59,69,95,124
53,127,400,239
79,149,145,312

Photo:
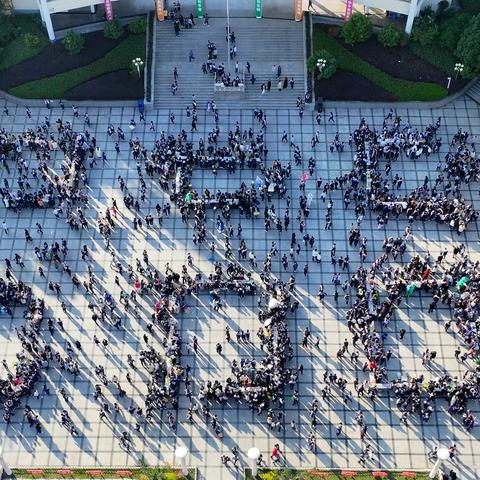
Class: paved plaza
0,95,479,480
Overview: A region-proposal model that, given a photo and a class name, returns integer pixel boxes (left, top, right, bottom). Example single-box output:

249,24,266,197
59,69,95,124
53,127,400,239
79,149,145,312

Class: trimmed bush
306,49,337,79
411,15,439,46
455,14,480,74
340,13,372,45
378,24,403,48
23,33,41,48
313,26,447,101
439,12,471,52
128,16,147,34
62,30,85,54
0,17,18,47
104,19,124,39
10,33,145,98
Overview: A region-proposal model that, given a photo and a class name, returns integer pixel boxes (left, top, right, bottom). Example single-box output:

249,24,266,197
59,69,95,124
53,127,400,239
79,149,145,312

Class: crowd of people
0,90,478,479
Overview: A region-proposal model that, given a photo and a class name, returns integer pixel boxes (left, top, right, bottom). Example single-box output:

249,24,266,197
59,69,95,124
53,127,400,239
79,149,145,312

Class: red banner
295,0,303,21
104,0,113,20
344,0,354,21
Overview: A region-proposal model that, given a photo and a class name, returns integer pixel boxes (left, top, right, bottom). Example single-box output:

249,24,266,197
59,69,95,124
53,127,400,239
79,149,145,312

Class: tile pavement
0,97,479,480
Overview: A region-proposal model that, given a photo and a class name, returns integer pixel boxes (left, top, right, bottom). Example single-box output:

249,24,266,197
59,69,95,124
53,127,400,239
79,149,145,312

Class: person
188,49,195,62
289,77,295,89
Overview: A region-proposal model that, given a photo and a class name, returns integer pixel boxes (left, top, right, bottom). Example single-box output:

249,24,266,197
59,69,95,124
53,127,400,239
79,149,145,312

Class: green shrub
0,17,18,47
306,49,337,79
10,33,145,98
104,19,124,39
23,33,41,48
128,16,147,34
462,0,480,14
313,26,447,101
455,14,480,74
378,24,403,47
341,13,372,45
439,12,471,52
411,15,439,46
62,30,85,54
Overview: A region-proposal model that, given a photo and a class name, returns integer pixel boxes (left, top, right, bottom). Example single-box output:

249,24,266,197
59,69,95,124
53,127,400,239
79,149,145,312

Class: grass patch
11,467,195,480
312,26,447,101
408,41,469,78
245,469,429,480
0,15,49,71
9,33,145,99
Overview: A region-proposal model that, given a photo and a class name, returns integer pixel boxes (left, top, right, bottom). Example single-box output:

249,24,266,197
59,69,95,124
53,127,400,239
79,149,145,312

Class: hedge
312,26,447,101
0,15,49,70
10,33,145,99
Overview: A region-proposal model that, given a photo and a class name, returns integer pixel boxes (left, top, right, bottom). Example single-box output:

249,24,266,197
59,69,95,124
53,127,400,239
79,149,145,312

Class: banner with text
344,0,354,21
295,0,303,21
196,0,204,18
255,0,262,18
104,0,113,20
156,0,165,21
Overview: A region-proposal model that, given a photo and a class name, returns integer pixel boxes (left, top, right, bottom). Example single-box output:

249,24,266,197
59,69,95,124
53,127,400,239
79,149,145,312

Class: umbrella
300,172,309,183
457,276,470,288
185,192,193,202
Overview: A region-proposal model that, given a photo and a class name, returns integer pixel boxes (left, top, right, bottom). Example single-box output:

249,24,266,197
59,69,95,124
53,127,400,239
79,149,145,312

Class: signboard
104,0,113,20
344,0,354,21
255,0,262,19
295,0,303,21
196,0,203,18
156,0,165,21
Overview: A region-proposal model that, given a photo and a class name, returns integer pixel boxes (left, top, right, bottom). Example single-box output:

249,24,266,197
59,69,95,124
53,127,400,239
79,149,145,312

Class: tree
411,15,439,46
104,19,124,40
62,30,85,54
439,12,471,52
455,14,480,74
378,24,403,48
341,13,373,45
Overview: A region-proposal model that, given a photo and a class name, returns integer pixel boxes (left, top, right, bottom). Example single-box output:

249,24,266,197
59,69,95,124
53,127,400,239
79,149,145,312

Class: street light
428,447,450,479
317,58,327,76
132,57,144,78
454,62,464,80
247,447,260,477
175,446,189,477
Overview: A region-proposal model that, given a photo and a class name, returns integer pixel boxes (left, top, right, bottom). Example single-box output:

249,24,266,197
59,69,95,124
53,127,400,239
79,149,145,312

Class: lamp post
454,63,464,81
132,57,144,78
316,58,327,77
175,446,189,477
247,447,260,477
428,447,450,479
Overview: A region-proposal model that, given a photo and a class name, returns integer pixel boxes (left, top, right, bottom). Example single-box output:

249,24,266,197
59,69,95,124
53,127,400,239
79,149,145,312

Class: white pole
40,0,55,41
175,446,189,477
247,447,260,477
226,0,231,74
447,77,452,90
429,448,450,479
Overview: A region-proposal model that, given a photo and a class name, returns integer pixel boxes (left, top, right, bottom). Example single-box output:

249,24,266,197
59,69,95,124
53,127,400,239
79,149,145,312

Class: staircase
466,79,480,104
154,17,306,109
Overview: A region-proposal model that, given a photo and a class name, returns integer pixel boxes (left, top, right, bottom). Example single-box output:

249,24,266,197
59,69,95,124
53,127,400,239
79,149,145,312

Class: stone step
154,17,305,109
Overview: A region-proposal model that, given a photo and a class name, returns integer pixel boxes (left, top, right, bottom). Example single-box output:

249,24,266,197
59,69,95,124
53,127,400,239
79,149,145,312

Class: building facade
11,0,451,40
